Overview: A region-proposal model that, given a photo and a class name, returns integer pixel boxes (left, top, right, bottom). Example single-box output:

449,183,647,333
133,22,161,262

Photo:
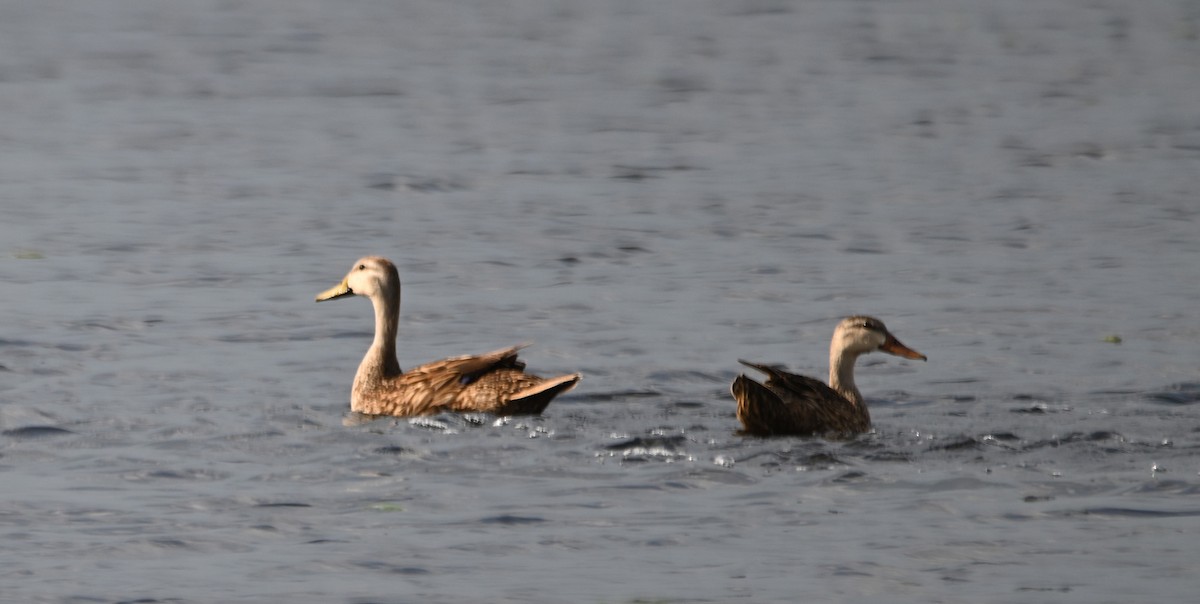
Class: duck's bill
315,279,354,302
881,335,927,361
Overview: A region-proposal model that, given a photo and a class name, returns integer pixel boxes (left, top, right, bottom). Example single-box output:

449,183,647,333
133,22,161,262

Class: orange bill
881,335,927,361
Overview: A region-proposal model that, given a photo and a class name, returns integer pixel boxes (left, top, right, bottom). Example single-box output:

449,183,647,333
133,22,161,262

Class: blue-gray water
3,1,1199,602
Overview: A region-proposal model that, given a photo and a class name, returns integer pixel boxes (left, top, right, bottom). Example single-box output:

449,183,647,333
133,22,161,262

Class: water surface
2,1,1199,602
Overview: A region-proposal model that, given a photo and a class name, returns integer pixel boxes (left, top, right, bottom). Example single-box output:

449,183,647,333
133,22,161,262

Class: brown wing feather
410,344,528,379
354,345,576,417
733,360,870,437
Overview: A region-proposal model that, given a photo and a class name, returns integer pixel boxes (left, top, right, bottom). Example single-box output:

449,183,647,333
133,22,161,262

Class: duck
731,315,926,437
315,256,581,417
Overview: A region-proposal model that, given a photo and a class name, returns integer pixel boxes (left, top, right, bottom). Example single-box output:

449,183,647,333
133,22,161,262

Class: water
2,0,1199,602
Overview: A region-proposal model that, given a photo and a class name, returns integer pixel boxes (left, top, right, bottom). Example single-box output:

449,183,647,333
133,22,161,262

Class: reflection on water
2,0,1199,602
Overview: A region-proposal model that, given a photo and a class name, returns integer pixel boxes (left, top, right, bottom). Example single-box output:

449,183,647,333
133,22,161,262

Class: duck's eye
357,264,366,271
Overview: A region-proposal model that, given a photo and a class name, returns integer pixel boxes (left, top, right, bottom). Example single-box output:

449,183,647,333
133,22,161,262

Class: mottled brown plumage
732,316,926,437
316,256,580,417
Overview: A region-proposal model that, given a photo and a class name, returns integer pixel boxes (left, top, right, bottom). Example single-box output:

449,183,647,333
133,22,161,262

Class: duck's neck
829,346,864,408
355,286,403,391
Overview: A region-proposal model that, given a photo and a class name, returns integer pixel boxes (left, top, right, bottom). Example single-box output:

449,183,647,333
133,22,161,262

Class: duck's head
834,315,927,360
316,256,399,302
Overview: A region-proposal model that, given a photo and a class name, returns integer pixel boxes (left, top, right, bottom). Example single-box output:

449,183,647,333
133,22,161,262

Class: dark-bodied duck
732,315,926,437
316,256,580,417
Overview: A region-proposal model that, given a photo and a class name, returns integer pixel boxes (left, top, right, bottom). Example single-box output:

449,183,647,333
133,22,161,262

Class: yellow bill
315,278,353,302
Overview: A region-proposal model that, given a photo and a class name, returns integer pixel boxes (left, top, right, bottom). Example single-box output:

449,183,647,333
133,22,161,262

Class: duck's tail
503,373,582,415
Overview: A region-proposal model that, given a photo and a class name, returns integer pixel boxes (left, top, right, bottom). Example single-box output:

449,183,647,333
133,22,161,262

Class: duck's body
732,316,925,437
317,256,580,417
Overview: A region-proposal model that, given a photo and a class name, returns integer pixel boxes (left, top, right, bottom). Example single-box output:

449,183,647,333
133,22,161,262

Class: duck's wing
409,344,530,382
737,359,844,403
369,345,578,416
359,345,528,416
734,360,850,436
